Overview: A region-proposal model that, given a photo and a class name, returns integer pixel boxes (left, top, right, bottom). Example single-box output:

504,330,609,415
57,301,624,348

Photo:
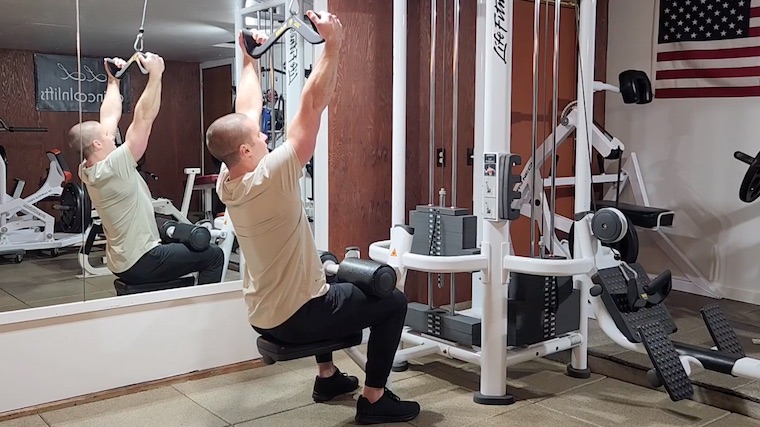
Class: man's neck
227,164,251,181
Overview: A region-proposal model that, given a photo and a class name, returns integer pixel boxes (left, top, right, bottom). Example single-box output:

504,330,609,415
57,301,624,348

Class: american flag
654,0,760,98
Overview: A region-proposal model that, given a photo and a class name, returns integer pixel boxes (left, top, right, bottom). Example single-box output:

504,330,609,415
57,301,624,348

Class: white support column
569,0,597,377
313,0,329,249
475,0,513,405
234,1,245,90
392,0,407,228
282,9,307,199
470,0,486,314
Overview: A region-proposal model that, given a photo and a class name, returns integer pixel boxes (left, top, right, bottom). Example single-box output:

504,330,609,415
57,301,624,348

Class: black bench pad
257,332,363,364
114,277,195,295
594,200,674,229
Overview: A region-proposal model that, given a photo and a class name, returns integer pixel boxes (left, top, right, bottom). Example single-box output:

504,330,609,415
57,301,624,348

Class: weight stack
507,272,580,347
408,205,479,256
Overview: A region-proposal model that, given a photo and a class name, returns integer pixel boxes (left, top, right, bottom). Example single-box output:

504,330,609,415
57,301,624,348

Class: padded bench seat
191,174,218,186
594,200,674,229
114,277,196,296
257,332,363,365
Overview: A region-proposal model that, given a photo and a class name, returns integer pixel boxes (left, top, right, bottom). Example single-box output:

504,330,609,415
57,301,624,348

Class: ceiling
0,0,302,63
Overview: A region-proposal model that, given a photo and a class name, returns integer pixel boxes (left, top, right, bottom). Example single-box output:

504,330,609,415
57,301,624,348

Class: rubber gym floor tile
283,345,428,384
504,359,607,402
705,413,760,426
536,377,729,426
1,279,87,304
233,401,412,427
0,415,49,427
172,364,316,424
407,385,530,427
0,289,27,312
39,386,227,427
474,402,597,427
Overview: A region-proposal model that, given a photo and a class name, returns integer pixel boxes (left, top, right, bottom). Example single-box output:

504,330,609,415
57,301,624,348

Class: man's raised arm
124,53,165,162
100,58,126,138
236,30,266,125
287,11,344,167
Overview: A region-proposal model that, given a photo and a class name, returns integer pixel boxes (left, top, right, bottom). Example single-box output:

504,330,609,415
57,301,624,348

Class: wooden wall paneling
201,65,233,216
510,1,579,257
326,0,394,260
202,65,233,175
119,61,203,210
0,50,85,206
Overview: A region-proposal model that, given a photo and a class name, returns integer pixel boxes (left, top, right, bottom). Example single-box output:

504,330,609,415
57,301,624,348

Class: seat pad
195,174,219,186
114,277,196,295
257,332,363,361
594,200,674,229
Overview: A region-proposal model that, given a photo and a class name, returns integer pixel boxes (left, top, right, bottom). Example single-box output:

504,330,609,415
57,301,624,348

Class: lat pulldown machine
254,0,760,407
367,0,760,405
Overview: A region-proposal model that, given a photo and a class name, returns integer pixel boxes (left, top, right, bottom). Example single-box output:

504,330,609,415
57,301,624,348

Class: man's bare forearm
302,43,340,113
100,80,122,134
236,55,263,122
134,74,162,123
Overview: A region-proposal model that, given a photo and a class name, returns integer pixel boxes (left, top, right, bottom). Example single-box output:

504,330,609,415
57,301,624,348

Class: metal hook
133,31,144,52
288,0,298,16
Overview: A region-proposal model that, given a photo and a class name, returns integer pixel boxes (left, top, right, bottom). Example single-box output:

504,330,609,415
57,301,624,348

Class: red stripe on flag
750,27,760,37
658,45,760,61
752,6,760,18
655,86,760,98
657,66,760,79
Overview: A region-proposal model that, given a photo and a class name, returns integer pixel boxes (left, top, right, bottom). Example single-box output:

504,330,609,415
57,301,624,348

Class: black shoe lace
384,388,401,402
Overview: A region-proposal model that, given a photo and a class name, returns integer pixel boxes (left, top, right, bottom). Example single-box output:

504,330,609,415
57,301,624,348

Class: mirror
0,1,87,313
70,0,253,299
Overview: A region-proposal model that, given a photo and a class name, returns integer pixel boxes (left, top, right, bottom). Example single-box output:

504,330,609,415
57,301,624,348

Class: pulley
591,207,628,244
568,213,639,264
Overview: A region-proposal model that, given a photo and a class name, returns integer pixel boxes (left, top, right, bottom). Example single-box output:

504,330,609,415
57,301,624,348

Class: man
206,11,421,425
67,53,225,287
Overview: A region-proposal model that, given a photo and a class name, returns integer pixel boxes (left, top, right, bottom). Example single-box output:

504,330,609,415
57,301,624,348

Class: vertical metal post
474,0,514,405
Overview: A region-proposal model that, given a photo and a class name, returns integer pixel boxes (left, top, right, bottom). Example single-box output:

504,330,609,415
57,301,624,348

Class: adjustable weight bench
257,332,364,365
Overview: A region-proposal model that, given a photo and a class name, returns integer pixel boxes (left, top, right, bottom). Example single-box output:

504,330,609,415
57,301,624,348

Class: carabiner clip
133,30,145,53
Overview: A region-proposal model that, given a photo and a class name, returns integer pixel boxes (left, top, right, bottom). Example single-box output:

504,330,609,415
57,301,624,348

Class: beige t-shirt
79,145,161,273
217,141,328,329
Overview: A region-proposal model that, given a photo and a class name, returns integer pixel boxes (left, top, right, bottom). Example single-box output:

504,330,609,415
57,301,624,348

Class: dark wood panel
202,65,233,175
0,49,84,213
119,61,203,209
201,65,233,216
327,0,394,259
0,49,202,217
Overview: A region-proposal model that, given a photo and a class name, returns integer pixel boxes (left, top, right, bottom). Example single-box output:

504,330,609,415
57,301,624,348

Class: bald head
206,113,258,167
68,121,105,158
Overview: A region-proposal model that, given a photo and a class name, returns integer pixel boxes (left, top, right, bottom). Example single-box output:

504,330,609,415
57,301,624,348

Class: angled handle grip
242,15,324,59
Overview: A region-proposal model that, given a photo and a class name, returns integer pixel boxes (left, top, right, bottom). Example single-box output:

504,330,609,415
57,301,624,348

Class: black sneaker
355,388,420,424
312,368,360,402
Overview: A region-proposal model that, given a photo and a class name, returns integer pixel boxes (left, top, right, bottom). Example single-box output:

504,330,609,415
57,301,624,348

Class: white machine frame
0,150,83,261
515,87,720,298
236,0,313,222
360,0,759,402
